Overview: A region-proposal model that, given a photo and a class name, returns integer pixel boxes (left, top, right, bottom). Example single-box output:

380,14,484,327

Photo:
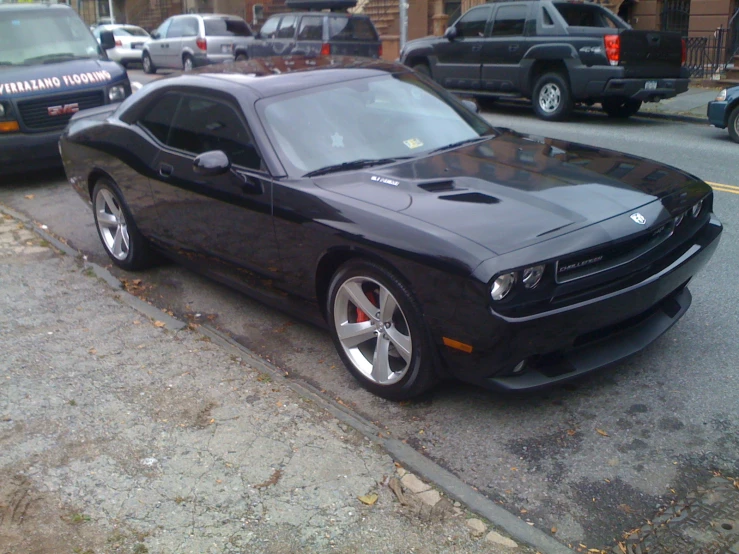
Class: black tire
728,105,739,144
326,259,438,401
91,178,154,271
412,62,431,78
142,52,156,74
601,98,642,119
235,53,248,62
183,54,194,72
532,72,573,121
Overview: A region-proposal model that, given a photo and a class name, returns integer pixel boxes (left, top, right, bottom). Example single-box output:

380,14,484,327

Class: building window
661,0,690,36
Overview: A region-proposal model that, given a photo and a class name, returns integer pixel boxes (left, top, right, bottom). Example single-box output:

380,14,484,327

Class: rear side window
276,15,297,38
553,3,622,28
491,5,527,36
138,93,181,144
298,16,323,40
454,6,492,38
327,16,378,41
205,18,252,37
259,16,280,38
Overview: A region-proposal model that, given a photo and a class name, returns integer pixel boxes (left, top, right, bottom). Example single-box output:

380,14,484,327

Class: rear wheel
532,72,573,121
601,98,642,119
728,105,739,143
183,54,194,72
235,53,248,62
142,52,156,74
327,260,437,400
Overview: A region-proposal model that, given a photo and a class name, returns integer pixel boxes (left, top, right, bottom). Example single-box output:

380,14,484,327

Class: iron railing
684,27,736,78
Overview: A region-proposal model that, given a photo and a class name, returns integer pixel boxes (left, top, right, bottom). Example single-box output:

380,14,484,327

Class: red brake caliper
356,290,377,323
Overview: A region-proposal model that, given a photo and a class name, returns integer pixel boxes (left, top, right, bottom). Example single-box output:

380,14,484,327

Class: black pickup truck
399,0,689,121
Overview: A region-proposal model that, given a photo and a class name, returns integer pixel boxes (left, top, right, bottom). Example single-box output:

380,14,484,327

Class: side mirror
461,99,479,113
99,30,116,51
150,30,160,40
193,150,231,176
443,26,457,41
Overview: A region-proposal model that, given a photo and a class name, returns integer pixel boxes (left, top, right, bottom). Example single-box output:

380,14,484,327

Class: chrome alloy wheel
142,54,151,73
333,277,413,386
95,188,130,261
734,112,739,136
184,56,193,72
539,83,561,113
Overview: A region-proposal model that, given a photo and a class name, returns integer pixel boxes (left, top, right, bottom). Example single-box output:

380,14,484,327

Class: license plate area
645,80,658,90
221,44,233,53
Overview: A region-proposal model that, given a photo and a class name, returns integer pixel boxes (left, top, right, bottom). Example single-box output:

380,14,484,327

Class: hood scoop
439,192,499,205
418,179,457,192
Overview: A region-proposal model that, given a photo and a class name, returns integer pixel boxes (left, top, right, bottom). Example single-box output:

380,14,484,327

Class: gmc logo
47,103,79,116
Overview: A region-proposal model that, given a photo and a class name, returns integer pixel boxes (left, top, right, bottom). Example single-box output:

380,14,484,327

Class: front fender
400,41,437,66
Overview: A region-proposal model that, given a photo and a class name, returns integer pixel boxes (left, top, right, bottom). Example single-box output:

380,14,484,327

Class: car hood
314,130,703,255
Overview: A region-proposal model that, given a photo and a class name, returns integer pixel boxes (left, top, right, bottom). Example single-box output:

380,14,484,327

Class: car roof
154,56,406,99
0,2,73,12
266,11,368,18
173,13,245,19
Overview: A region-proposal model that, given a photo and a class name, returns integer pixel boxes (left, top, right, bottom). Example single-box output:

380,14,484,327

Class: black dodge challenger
60,56,722,400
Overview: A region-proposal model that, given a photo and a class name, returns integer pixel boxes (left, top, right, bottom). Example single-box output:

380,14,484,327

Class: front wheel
532,72,573,121
728,106,739,144
601,98,642,119
327,260,437,400
142,52,156,74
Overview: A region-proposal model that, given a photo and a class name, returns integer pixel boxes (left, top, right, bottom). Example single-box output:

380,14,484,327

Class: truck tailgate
618,30,683,78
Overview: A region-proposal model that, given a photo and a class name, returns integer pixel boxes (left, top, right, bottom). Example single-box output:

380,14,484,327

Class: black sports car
60,56,722,400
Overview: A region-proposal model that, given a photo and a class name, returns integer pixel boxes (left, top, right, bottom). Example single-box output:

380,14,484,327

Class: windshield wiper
304,157,412,178
23,53,90,65
427,135,493,155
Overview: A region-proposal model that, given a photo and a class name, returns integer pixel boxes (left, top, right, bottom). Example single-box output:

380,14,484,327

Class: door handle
508,45,519,52
159,163,173,177
471,45,482,52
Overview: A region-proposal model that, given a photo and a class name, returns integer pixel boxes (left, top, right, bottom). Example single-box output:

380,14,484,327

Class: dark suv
237,1,381,60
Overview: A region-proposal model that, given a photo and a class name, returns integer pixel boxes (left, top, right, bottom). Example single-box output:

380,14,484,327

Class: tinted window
298,16,323,41
112,26,149,37
553,3,623,28
259,16,279,38
327,16,378,41
276,15,297,39
455,6,492,38
168,96,262,170
138,93,181,144
204,18,252,37
491,5,527,36
542,7,554,26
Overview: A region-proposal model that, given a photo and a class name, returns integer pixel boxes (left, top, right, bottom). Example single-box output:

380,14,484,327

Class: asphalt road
1,105,737,552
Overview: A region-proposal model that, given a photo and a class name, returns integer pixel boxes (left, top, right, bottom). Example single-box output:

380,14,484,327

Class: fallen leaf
520,509,528,514
596,428,609,437
511,467,518,471
358,493,378,506
551,526,557,534
567,429,577,436
154,321,165,328
88,348,97,355
618,542,627,554
387,477,407,505
24,194,35,199
133,320,140,325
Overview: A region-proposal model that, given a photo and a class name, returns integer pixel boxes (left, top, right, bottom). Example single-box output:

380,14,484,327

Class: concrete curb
2,203,576,554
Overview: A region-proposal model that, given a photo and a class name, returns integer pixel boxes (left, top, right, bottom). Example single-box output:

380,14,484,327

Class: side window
298,16,323,41
276,15,297,39
259,16,280,38
455,6,492,38
138,93,181,144
168,96,263,171
181,17,199,37
167,18,185,38
542,7,554,26
491,5,527,36
155,18,172,38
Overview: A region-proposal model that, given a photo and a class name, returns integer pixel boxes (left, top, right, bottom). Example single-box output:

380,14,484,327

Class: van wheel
602,98,642,118
728,106,739,143
142,52,156,74
532,72,573,121
183,54,194,72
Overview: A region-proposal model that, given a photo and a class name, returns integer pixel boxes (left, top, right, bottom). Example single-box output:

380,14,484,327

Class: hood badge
48,103,79,116
371,175,400,187
630,213,647,225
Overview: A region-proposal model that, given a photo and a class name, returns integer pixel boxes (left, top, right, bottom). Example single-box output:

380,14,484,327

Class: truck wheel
412,62,431,78
728,106,739,144
602,98,642,119
532,72,573,121
142,52,156,74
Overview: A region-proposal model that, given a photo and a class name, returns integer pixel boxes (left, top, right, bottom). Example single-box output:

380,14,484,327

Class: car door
148,17,172,67
432,5,493,91
143,91,279,280
250,15,280,58
161,16,186,68
480,3,530,94
271,14,298,56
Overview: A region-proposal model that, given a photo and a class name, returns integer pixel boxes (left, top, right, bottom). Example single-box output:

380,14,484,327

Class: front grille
555,220,674,283
18,90,105,131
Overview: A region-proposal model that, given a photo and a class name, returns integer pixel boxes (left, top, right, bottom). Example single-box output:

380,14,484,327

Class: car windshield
111,25,149,37
258,72,494,176
204,18,252,37
0,9,103,66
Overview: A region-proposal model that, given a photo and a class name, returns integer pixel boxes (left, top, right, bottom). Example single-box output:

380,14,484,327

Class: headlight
491,272,516,301
691,199,703,218
716,89,727,102
0,103,5,118
522,265,544,289
108,85,126,102
674,212,685,226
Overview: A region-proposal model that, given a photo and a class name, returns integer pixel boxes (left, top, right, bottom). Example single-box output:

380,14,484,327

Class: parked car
60,56,722,400
400,0,690,121
237,0,381,61
142,13,254,73
707,86,739,143
93,24,150,67
0,3,131,175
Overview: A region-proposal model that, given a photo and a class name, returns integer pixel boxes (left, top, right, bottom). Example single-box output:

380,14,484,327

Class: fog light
716,89,727,102
491,272,516,301
690,200,703,218
108,85,126,102
0,103,5,118
512,360,526,374
522,265,544,289
674,212,685,226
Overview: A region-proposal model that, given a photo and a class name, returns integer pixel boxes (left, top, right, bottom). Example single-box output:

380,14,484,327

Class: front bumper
437,216,722,391
0,130,62,175
707,100,728,128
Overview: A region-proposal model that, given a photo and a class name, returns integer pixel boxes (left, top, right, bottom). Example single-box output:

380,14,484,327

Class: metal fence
684,27,737,79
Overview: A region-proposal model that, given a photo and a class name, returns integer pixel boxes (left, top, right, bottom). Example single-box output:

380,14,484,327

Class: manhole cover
613,477,739,554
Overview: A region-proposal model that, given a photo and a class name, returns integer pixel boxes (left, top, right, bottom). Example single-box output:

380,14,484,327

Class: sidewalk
0,211,537,553
638,84,723,122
